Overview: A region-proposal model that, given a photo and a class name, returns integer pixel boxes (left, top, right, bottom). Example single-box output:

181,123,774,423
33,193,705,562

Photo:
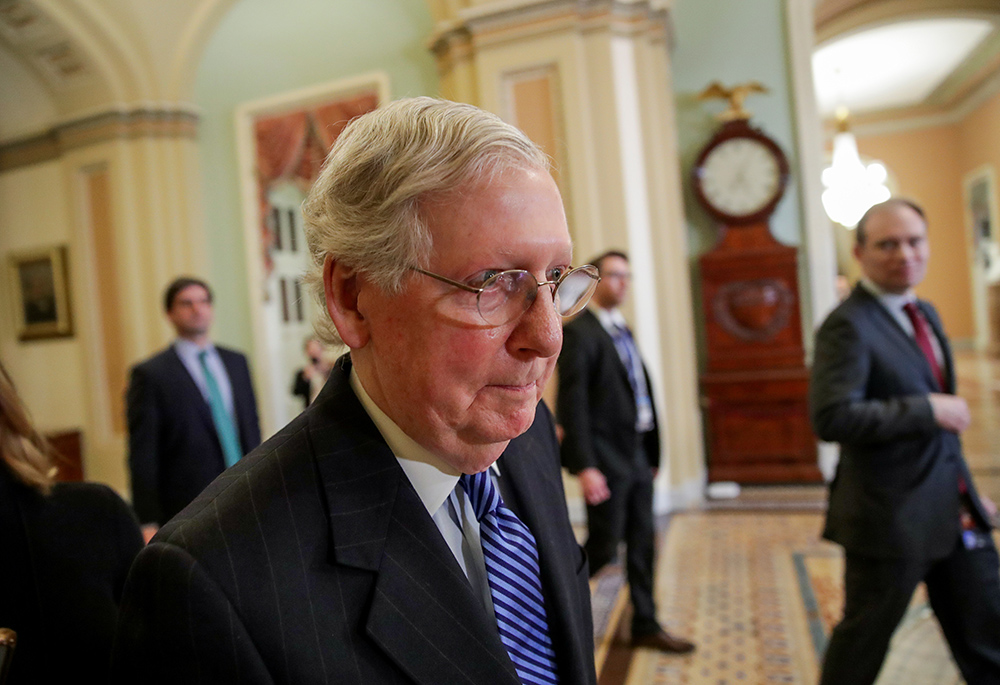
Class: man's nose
512,285,562,357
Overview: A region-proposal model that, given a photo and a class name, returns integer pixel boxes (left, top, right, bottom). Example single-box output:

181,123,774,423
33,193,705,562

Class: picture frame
964,166,1000,282
7,244,73,341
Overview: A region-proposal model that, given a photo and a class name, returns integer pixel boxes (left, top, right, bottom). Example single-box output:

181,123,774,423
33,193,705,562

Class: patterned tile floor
593,350,1000,684
598,512,975,685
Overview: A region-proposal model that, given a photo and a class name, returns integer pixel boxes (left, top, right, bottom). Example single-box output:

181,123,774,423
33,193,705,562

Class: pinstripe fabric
460,472,558,685
113,357,595,685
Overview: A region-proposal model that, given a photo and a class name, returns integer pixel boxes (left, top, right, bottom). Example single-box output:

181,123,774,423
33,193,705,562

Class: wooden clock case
694,119,822,484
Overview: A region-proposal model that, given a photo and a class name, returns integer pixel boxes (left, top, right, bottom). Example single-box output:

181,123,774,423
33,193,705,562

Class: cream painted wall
0,161,88,435
0,43,59,142
959,90,1000,209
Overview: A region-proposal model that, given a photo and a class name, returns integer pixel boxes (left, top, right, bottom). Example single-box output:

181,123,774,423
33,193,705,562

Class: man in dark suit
557,250,694,654
126,276,260,540
113,98,600,684
811,199,1000,684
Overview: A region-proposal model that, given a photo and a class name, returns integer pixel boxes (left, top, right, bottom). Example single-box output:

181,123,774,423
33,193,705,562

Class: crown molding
0,106,198,172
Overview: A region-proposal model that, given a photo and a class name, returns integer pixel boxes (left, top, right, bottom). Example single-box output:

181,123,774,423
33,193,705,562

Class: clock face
697,137,782,218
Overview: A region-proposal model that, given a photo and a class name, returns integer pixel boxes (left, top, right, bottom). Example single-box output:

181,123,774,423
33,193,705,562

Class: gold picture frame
8,245,73,341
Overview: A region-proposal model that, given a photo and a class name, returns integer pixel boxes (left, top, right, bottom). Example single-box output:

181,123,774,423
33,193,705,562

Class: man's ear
323,256,369,349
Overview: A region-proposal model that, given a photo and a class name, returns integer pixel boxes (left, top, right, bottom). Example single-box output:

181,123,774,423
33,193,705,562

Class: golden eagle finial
696,80,768,122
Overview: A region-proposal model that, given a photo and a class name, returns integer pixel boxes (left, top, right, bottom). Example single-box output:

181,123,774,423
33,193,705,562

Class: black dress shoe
631,629,696,654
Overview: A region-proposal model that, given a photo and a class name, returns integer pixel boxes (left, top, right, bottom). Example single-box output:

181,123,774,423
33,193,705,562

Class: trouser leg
626,445,658,636
925,535,1000,683
819,553,925,685
584,475,628,578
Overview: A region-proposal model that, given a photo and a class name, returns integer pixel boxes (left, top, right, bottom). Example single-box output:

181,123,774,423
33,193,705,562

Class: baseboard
566,497,587,526
655,472,706,515
564,470,707,524
818,442,839,482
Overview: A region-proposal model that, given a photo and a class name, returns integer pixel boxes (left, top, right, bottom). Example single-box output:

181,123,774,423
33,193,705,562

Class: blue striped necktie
459,471,559,685
612,323,654,432
197,350,243,468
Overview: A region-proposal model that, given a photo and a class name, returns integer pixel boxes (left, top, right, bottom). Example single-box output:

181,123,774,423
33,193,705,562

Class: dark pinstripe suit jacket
112,356,596,685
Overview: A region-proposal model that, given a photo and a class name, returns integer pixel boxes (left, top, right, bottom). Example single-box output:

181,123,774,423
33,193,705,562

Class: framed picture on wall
7,245,73,341
964,166,1000,281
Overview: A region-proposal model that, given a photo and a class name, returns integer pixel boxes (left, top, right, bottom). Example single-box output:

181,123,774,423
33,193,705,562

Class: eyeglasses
412,264,601,326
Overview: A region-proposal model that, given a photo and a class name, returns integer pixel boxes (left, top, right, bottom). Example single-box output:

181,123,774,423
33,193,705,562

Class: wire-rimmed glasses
412,264,601,326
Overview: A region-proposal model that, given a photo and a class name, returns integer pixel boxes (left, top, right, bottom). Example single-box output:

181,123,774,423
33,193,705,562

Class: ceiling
811,3,1000,132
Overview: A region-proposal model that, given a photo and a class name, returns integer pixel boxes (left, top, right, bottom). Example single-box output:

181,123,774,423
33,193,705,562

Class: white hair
301,97,549,344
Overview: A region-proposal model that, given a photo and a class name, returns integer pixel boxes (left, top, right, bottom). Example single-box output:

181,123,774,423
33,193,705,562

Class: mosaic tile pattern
620,512,968,685
628,512,826,684
596,351,1000,684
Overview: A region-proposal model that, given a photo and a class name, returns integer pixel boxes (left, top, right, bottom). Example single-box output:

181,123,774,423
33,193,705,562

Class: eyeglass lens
477,266,598,325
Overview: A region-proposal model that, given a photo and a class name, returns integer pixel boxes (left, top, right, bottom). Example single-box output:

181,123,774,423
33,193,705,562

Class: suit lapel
165,346,217,436
308,358,519,685
854,287,942,390
918,301,955,392
584,310,633,395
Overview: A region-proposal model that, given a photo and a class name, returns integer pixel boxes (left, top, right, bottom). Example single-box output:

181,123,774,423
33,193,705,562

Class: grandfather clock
692,83,822,483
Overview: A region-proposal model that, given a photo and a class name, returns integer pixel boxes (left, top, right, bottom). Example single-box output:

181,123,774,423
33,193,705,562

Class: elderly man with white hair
113,98,600,685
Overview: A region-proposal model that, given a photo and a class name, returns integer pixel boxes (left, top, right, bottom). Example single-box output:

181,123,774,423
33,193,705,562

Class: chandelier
820,107,891,227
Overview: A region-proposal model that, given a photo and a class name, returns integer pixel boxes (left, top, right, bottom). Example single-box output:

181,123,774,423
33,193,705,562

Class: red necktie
903,304,971,504
902,302,945,391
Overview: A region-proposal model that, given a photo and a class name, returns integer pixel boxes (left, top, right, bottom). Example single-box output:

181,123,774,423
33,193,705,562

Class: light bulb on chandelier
821,107,891,228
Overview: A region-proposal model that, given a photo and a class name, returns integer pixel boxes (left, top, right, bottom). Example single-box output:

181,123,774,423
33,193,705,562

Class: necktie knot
459,471,501,522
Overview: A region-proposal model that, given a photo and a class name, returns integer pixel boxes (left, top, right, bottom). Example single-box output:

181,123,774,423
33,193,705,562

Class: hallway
592,350,1000,684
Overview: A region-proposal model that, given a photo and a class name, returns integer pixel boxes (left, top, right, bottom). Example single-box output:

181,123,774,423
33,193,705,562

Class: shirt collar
349,367,462,517
860,277,915,311
174,338,215,356
592,305,627,331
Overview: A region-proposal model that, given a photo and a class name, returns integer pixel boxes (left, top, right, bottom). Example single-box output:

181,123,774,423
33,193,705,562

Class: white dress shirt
349,368,496,620
860,278,944,368
173,339,236,418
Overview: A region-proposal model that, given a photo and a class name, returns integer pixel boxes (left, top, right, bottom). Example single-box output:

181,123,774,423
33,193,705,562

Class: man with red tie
810,198,1000,684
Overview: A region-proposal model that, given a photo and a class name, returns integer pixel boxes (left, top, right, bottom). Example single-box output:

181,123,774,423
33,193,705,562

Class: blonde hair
0,362,55,494
301,97,549,344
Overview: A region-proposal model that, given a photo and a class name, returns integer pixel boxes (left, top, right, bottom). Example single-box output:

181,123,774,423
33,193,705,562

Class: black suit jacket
126,344,260,525
0,467,143,684
557,309,659,479
112,356,596,685
810,285,992,560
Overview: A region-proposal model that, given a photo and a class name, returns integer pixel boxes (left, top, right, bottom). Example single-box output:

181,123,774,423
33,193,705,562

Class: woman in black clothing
0,362,143,684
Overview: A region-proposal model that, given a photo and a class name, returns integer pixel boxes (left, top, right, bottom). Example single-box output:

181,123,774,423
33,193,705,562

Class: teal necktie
198,350,243,468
